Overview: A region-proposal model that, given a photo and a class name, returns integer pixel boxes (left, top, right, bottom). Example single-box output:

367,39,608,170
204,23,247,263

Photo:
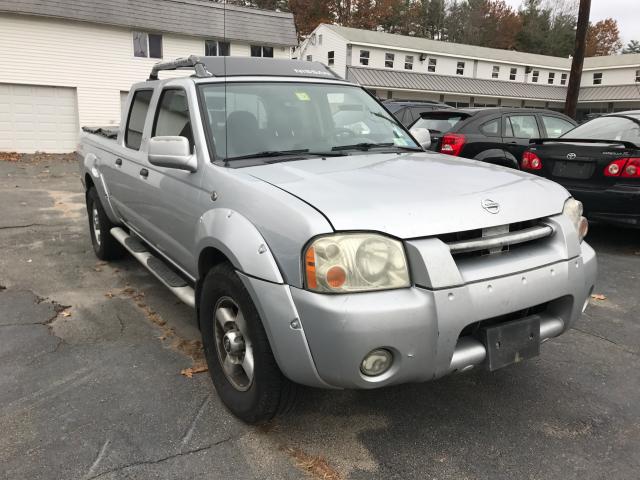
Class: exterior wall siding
0,13,292,130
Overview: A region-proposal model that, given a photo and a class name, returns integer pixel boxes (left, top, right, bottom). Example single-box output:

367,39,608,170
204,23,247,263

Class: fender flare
195,208,284,284
82,152,121,223
475,148,519,169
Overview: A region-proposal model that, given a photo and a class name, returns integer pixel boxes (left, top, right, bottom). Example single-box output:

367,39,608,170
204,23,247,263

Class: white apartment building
299,24,640,118
0,0,297,152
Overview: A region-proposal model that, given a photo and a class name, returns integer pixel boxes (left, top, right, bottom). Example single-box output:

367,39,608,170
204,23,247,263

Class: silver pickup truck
79,56,596,423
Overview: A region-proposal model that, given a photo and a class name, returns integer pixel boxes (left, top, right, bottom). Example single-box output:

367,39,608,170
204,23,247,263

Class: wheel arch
475,148,519,169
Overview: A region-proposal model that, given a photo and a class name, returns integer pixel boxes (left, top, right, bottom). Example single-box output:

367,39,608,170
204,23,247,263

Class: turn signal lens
522,150,543,170
304,233,410,293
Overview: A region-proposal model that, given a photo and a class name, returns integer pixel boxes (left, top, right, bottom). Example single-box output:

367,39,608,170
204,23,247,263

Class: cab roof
149,56,342,81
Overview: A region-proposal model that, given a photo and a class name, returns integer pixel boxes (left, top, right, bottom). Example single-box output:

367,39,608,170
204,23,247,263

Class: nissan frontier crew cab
79,56,597,424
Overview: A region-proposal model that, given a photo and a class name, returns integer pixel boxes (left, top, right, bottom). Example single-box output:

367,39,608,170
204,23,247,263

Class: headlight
304,233,410,293
562,197,589,242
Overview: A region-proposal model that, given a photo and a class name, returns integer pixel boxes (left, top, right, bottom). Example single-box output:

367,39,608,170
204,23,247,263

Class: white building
299,24,640,117
0,0,297,152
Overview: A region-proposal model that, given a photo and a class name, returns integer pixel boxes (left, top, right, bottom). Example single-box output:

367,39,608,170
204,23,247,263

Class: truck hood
244,152,569,239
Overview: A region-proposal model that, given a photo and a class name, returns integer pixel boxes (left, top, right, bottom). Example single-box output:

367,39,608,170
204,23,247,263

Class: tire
200,262,297,424
86,187,124,261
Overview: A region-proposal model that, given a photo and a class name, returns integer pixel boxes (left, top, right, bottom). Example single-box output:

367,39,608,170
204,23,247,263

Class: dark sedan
522,111,640,227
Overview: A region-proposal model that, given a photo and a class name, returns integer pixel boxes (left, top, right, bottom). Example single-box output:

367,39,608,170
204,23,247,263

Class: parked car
79,56,596,423
522,111,640,227
409,107,577,169
382,99,451,127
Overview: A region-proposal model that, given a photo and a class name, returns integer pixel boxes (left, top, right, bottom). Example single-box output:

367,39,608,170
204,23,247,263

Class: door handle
139,168,149,178
115,158,122,166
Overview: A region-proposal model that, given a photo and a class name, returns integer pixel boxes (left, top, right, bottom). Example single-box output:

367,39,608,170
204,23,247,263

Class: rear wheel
200,263,297,424
86,187,124,261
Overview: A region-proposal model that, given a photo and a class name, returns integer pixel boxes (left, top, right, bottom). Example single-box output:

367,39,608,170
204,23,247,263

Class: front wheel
200,263,297,424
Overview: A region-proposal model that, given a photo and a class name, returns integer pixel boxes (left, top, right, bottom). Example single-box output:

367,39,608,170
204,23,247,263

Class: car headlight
304,233,410,293
562,197,589,242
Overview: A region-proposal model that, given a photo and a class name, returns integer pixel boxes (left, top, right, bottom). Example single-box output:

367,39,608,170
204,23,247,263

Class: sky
502,0,637,46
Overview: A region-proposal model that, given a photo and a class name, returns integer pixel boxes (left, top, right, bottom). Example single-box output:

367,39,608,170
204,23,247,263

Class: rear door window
504,115,540,138
412,114,467,134
153,89,194,151
125,89,153,150
541,115,575,138
480,118,500,137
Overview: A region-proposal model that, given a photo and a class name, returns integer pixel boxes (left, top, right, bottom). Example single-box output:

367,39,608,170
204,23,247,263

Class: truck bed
81,126,119,139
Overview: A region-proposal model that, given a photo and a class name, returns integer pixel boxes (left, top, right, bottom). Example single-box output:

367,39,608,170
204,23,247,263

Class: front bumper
567,183,640,227
241,217,597,389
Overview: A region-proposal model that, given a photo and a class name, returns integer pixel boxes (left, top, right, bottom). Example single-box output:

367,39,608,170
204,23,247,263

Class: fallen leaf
61,310,72,317
105,292,114,299
591,293,607,301
180,365,208,378
93,267,102,272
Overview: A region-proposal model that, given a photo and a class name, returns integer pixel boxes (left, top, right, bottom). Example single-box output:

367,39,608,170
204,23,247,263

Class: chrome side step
448,316,564,373
110,227,195,308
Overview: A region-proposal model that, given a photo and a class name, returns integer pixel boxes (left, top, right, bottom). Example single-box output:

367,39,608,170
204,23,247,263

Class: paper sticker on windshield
295,92,310,101
394,137,409,146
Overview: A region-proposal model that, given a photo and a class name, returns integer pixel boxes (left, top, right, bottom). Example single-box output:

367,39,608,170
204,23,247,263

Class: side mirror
148,136,196,172
409,127,431,150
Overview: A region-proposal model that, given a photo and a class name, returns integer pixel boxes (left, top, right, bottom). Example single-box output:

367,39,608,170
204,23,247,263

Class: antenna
223,0,228,162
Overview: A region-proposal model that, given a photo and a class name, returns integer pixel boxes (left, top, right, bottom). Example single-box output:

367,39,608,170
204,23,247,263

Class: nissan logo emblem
481,199,500,214
567,153,577,160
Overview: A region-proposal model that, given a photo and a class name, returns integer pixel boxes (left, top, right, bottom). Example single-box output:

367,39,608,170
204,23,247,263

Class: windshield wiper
331,142,422,152
225,149,309,161
331,142,395,151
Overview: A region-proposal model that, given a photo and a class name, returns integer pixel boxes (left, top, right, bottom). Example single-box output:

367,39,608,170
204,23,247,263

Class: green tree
622,40,640,54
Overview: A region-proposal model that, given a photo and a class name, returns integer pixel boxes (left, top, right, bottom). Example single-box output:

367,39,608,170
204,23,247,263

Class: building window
404,55,413,70
318,34,323,45
385,53,394,68
532,70,540,83
327,51,334,66
593,72,602,85
456,62,465,75
251,45,274,57
510,68,517,81
492,66,500,79
428,58,437,72
635,70,640,82
306,55,312,61
359,50,370,66
133,32,162,58
205,40,229,57
548,72,555,84
561,73,567,85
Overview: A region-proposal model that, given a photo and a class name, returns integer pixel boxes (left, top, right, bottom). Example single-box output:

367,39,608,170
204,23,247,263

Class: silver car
79,57,597,423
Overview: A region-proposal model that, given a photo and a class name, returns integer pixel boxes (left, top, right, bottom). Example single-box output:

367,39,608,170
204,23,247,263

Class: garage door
0,84,79,153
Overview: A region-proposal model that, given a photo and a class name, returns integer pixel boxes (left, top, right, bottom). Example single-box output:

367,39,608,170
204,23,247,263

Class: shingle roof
347,67,568,101
0,0,298,46
348,66,640,103
326,24,571,69
327,24,640,71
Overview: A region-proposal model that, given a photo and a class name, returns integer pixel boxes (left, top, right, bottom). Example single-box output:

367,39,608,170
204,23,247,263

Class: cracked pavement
1,156,639,479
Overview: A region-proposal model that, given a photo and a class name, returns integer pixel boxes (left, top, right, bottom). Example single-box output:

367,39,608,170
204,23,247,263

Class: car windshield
411,114,467,134
199,82,419,161
562,116,640,144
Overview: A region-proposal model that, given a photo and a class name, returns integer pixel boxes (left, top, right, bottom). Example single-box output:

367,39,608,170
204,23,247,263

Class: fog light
360,349,393,377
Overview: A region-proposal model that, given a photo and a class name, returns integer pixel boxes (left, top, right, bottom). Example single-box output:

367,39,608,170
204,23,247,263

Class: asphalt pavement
1,156,638,480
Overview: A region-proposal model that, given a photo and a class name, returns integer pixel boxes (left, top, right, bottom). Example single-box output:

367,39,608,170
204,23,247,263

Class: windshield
199,82,418,161
562,116,640,144
411,114,467,134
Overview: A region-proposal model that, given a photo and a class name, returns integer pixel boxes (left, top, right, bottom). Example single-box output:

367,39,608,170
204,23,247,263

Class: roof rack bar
148,55,214,81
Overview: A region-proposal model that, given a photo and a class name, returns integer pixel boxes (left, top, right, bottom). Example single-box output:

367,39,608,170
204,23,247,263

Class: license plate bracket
482,316,541,371
552,161,594,179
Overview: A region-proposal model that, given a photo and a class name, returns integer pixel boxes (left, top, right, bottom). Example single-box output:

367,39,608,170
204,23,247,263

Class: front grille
439,219,553,258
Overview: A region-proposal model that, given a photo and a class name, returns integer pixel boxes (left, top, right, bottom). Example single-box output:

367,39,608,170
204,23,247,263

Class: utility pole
564,0,591,119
